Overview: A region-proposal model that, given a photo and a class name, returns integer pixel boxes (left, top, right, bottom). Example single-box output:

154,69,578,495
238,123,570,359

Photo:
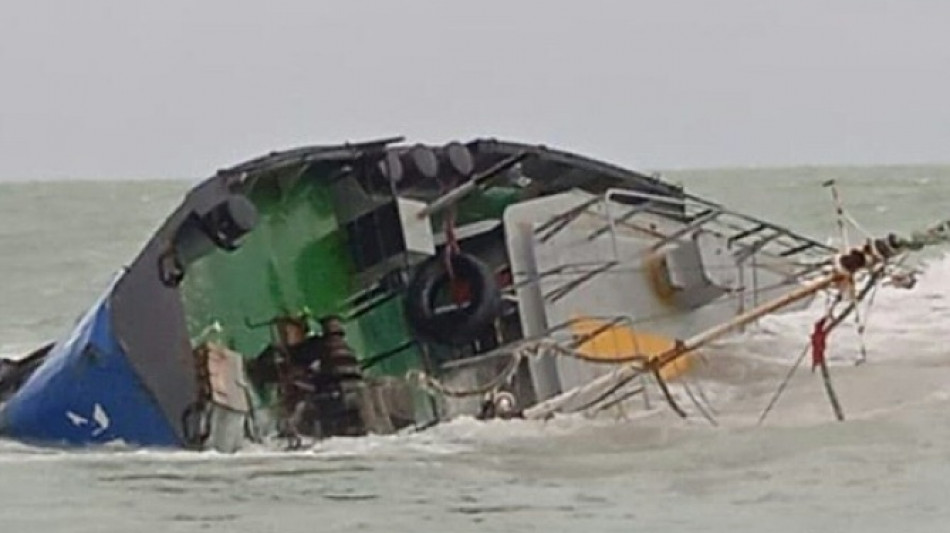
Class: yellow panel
569,316,692,380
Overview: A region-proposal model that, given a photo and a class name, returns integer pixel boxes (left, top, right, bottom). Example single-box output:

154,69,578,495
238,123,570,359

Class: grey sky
1,1,948,180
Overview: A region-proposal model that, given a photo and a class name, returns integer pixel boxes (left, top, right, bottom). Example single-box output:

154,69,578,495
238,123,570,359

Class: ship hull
0,137,833,450
0,293,180,447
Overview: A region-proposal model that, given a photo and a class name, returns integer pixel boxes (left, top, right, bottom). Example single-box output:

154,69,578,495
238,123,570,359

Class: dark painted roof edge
467,138,674,191
212,136,677,194
217,136,405,177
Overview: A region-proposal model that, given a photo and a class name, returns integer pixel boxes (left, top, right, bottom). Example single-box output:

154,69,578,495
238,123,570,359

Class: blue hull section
0,294,181,447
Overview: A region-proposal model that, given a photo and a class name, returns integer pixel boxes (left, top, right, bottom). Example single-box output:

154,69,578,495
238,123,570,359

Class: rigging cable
824,179,869,365
756,268,883,425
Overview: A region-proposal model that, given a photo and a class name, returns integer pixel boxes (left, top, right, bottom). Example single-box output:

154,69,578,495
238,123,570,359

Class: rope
561,370,646,414
853,283,874,366
851,300,869,365
903,220,950,249
408,350,524,399
682,379,718,426
590,386,646,415
817,345,845,421
410,336,645,406
824,179,852,251
756,341,812,426
653,368,688,418
689,370,718,416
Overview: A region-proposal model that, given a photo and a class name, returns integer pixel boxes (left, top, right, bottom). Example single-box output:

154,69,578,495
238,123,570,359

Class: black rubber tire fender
404,252,502,346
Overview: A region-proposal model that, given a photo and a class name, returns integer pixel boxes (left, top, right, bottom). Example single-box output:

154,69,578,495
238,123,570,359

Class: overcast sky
1,1,948,180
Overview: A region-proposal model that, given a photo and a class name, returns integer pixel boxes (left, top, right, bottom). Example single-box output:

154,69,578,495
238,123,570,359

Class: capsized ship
0,137,840,450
